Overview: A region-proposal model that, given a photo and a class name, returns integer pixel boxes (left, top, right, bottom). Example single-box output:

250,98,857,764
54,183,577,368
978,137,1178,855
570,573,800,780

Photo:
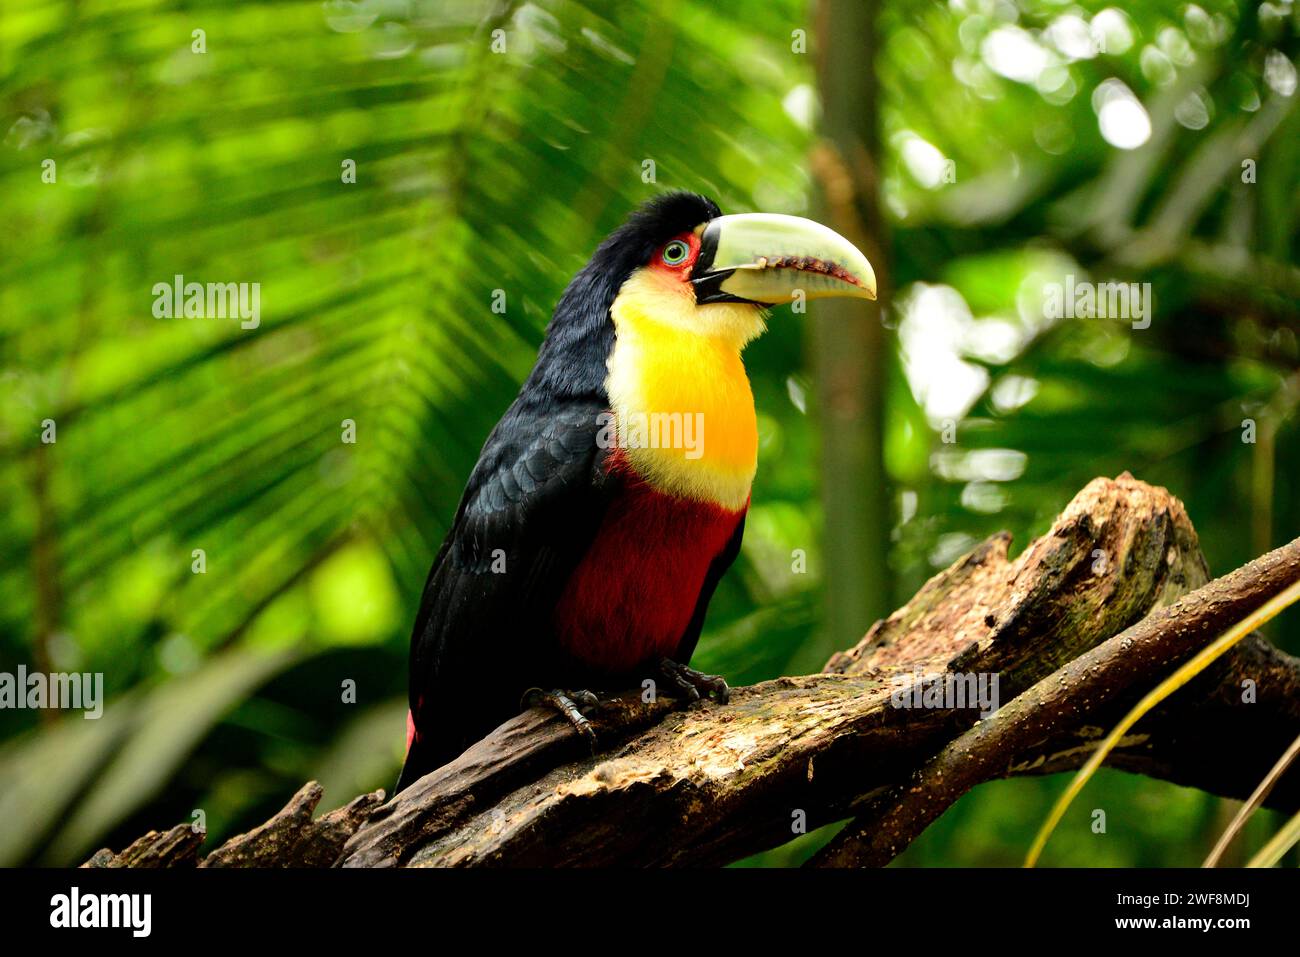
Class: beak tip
853,257,878,302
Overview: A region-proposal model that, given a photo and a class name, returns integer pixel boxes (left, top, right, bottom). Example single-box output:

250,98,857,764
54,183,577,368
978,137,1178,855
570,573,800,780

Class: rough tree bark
86,474,1300,868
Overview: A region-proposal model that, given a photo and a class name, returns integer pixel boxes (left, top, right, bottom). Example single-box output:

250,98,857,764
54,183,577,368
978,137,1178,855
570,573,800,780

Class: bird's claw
657,658,730,704
522,687,601,752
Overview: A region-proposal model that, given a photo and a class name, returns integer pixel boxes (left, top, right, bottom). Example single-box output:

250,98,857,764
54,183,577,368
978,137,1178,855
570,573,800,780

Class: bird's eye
661,240,690,265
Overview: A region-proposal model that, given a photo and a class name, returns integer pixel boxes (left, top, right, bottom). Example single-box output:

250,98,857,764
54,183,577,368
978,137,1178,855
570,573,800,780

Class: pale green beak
691,212,877,305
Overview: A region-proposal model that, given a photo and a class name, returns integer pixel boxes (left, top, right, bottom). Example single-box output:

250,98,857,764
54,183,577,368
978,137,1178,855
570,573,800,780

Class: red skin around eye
649,231,701,277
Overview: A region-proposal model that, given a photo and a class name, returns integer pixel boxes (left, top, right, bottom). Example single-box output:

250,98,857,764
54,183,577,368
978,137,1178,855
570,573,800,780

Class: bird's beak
690,213,877,306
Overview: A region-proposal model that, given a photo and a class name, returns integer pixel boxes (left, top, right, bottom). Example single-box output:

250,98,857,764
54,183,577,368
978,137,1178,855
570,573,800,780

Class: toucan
395,192,875,794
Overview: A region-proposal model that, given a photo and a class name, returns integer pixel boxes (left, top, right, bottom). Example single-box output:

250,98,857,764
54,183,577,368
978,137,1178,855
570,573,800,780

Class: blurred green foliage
1,0,1296,866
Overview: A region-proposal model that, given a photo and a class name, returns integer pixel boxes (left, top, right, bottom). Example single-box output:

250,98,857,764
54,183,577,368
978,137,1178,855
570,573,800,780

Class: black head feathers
524,192,723,400
590,191,723,274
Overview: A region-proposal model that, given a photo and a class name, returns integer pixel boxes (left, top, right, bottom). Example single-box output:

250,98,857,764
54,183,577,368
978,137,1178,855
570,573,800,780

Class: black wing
396,396,616,790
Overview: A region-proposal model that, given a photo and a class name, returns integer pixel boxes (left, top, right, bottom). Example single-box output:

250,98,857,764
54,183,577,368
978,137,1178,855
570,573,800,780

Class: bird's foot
657,658,730,705
522,687,601,752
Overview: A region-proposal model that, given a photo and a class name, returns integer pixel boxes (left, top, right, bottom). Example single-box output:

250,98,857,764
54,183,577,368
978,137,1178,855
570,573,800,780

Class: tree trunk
807,0,892,658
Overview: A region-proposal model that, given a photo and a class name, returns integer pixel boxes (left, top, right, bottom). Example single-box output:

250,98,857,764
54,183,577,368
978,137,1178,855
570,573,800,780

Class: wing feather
401,397,615,781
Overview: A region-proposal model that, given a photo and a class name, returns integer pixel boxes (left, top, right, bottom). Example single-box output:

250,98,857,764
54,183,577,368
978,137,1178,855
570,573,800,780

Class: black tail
392,737,438,797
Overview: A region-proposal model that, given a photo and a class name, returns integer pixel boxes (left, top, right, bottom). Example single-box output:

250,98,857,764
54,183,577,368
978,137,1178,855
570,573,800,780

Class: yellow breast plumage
605,269,764,511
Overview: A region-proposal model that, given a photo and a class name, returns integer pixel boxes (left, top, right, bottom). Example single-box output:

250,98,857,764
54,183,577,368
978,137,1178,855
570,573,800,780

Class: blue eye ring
662,240,690,265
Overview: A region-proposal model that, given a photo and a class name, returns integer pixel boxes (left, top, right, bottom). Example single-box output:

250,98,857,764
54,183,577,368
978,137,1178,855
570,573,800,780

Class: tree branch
809,532,1300,867
87,474,1300,868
